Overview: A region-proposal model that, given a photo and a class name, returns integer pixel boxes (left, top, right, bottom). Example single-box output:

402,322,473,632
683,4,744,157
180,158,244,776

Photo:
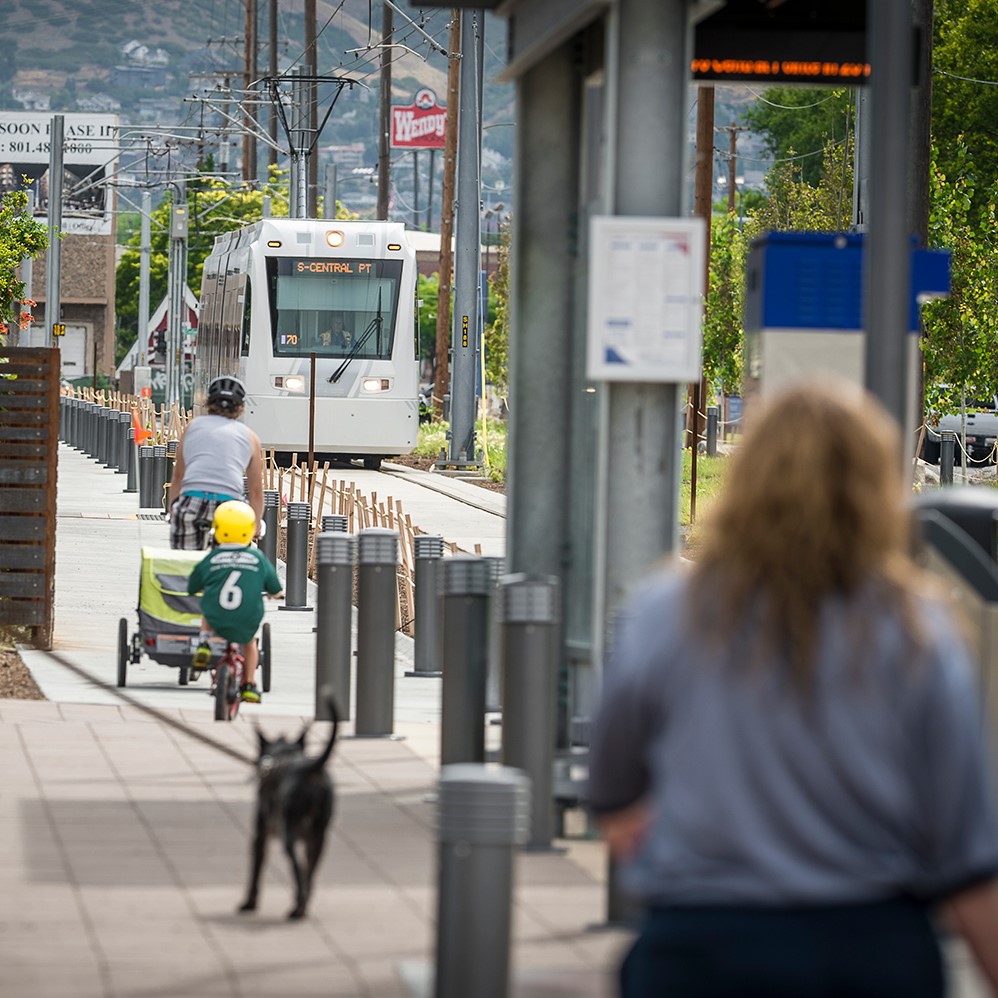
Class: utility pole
244,0,258,182
138,189,151,366
433,9,460,418
44,114,64,350
723,122,746,214
166,183,189,409
268,0,278,170
447,8,482,466
305,0,318,216
376,2,393,220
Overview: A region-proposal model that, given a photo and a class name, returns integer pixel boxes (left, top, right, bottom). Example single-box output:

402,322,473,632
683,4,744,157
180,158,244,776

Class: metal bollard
314,532,356,721
84,402,99,460
281,502,312,610
103,408,116,467
59,396,67,442
96,406,108,465
152,444,167,511
355,528,399,737
116,412,131,474
485,556,505,712
66,398,76,447
123,427,139,494
138,445,156,508
260,490,280,565
166,440,177,491
706,405,719,457
407,535,444,677
435,764,530,998
321,514,348,533
106,410,121,470
499,574,561,851
440,557,491,766
940,431,955,486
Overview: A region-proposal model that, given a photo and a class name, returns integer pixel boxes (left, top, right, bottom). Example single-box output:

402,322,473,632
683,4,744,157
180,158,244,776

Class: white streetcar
195,218,420,468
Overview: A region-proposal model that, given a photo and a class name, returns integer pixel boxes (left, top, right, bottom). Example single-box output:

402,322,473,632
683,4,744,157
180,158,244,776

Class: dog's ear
296,725,310,750
256,728,270,754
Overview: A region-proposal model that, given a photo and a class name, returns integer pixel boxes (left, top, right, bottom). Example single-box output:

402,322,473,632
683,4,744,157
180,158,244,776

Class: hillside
1,1,513,190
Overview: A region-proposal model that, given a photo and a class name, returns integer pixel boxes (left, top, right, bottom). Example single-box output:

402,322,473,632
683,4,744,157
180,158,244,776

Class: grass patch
415,417,508,482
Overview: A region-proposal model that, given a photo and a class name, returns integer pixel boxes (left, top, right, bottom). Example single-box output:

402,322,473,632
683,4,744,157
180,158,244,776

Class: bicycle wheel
261,623,272,693
117,617,129,688
214,663,230,721
178,666,189,686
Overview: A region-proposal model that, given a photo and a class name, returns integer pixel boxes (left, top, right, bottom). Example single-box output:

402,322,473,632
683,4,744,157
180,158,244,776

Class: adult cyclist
167,376,264,550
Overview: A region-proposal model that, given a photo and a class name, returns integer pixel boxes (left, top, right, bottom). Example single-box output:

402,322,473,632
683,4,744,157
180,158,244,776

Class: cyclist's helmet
212,500,256,546
206,375,246,412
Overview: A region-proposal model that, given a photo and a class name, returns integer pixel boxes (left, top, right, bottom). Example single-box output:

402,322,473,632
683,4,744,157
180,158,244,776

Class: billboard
391,89,446,150
0,112,119,235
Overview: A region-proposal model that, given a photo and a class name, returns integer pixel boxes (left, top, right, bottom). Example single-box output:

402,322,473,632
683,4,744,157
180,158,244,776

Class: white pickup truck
925,395,998,464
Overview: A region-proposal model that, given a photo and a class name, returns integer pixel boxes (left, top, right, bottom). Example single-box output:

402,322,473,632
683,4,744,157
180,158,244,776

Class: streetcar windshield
266,257,403,359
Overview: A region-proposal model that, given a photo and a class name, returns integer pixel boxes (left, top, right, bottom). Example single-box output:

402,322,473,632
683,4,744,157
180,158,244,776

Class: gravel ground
0,646,45,700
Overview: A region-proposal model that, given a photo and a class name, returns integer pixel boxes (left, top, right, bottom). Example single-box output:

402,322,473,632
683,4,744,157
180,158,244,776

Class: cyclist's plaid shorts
170,495,220,550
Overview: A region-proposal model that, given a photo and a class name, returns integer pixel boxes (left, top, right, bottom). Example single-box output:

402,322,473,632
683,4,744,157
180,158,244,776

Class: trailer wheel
261,623,272,693
117,618,129,688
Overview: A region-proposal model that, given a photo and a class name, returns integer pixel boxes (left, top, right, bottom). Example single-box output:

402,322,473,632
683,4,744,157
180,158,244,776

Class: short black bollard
315,532,356,721
106,409,121,470
940,431,955,486
123,427,139,494
260,490,280,565
152,444,167,511
281,502,312,610
355,528,400,737
85,402,99,460
499,574,561,851
440,556,492,766
485,556,505,712
116,412,131,474
435,764,530,998
706,405,719,457
59,396,67,442
166,439,178,491
442,392,451,422
138,445,156,508
407,535,444,678
96,406,108,465
321,514,348,533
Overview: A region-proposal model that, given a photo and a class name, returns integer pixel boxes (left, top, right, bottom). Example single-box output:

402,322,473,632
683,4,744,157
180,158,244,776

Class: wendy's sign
391,89,447,149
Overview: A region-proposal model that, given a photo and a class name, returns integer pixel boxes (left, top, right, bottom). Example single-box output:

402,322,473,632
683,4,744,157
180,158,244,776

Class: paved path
4,444,629,997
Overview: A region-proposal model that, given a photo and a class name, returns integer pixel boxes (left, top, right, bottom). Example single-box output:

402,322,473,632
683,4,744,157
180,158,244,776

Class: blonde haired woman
589,381,998,997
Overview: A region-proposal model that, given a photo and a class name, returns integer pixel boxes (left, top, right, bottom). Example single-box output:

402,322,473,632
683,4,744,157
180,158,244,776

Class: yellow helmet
212,500,256,546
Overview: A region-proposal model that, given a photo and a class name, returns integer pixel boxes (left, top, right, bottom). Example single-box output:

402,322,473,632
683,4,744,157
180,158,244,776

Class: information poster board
586,216,706,383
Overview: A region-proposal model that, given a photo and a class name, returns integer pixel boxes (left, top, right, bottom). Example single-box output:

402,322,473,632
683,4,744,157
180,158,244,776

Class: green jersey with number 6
188,545,283,645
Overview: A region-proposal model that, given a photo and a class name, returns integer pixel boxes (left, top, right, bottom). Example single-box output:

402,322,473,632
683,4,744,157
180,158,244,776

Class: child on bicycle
187,500,283,703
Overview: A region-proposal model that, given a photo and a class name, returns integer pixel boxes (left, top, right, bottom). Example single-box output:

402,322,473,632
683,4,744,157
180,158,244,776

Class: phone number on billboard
3,141,95,155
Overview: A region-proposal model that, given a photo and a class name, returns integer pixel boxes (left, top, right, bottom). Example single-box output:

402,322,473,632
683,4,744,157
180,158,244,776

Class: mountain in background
1,1,515,216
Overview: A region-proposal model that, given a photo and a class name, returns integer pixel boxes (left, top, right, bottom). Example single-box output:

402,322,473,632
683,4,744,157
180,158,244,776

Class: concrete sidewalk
3,444,630,997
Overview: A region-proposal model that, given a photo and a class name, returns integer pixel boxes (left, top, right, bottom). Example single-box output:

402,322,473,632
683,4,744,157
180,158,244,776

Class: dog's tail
307,687,339,773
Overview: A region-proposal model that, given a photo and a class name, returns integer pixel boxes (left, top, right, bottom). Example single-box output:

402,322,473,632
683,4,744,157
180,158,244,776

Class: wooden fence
0,348,59,648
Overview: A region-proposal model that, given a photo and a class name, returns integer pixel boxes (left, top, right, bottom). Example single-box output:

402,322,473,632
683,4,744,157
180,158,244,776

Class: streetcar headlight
325,230,345,248
273,375,306,393
362,378,391,393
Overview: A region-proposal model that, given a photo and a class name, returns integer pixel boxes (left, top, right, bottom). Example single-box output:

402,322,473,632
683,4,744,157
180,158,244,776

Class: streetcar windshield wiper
328,289,383,383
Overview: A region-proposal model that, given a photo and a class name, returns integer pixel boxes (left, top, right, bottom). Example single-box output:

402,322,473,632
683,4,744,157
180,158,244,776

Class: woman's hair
689,379,923,685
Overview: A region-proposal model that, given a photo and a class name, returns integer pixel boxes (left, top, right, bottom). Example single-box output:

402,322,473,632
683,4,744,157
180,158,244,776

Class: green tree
702,211,745,396
921,143,998,407
746,134,855,236
742,88,853,186
0,187,49,344
484,219,510,399
933,0,998,222
416,273,439,365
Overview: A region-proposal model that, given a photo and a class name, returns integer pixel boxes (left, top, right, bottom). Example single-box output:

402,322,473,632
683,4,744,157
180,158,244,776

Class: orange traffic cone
131,408,152,445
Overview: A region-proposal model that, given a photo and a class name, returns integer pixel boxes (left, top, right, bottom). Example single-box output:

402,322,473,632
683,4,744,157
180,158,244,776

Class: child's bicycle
208,623,272,722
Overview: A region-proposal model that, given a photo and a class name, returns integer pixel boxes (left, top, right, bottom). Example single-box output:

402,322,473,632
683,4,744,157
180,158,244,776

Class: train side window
241,277,252,356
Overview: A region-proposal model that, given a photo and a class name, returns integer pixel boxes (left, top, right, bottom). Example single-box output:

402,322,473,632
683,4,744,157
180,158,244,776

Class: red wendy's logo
414,89,437,110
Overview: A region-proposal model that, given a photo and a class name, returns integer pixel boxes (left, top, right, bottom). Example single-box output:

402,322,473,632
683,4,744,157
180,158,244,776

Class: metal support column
44,115,64,349
448,10,483,466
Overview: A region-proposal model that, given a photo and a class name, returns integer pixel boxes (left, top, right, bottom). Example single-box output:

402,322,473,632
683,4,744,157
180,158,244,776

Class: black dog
239,697,339,920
